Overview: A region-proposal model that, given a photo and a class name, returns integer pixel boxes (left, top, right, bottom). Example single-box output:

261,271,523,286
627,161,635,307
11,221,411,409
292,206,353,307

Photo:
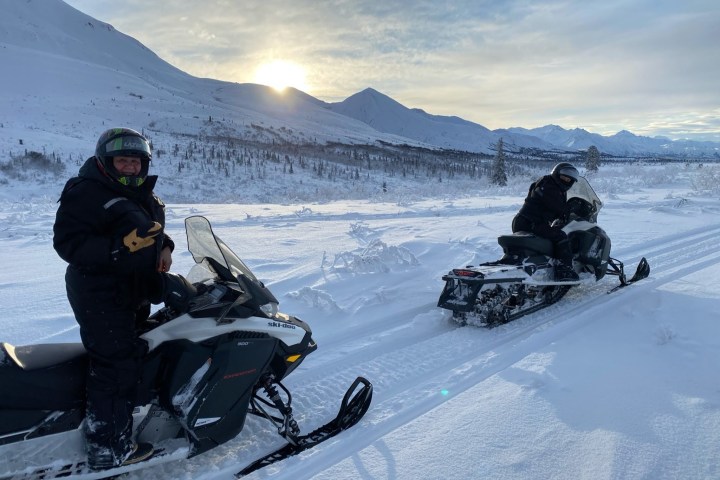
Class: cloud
64,0,720,140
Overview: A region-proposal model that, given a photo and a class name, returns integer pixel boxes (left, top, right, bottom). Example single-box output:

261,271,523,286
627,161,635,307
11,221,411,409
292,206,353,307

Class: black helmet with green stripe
95,127,152,187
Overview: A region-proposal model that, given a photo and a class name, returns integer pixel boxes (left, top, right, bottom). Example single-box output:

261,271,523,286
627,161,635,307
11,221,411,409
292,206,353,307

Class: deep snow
1,165,719,480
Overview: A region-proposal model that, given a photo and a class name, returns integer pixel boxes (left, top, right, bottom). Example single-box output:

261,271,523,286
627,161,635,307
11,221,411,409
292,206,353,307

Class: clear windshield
567,177,603,212
184,216,259,284
182,216,279,318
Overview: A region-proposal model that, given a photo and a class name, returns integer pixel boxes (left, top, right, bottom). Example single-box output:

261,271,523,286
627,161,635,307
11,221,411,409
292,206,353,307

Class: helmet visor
101,135,151,159
558,174,576,187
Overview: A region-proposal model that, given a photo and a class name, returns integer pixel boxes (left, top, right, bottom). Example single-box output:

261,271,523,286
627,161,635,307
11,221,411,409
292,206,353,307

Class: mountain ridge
1,0,718,158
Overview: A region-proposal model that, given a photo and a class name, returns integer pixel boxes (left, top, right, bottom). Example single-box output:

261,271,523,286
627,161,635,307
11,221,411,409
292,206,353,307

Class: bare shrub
0,151,66,180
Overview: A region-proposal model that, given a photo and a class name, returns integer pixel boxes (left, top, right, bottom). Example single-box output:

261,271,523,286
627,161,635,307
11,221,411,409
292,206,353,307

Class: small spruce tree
491,138,508,186
585,145,601,172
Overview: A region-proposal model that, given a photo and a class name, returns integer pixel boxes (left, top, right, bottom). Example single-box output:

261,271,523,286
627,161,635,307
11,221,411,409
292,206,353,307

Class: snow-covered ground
1,166,719,479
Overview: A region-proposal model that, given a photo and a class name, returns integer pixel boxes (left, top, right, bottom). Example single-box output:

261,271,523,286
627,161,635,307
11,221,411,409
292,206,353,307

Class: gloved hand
121,221,163,253
111,221,163,273
161,272,197,312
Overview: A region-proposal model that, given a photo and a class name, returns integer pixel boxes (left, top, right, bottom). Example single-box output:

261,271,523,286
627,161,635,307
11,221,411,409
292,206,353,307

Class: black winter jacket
515,175,569,226
54,157,173,311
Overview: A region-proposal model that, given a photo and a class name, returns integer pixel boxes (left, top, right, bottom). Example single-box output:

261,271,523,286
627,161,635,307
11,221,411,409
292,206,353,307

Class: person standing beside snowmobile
53,128,197,471
511,162,580,282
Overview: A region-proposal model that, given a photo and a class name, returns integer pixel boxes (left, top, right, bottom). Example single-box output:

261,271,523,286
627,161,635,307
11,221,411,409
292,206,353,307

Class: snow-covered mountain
0,0,423,158
508,125,720,157
327,88,558,154
1,0,718,161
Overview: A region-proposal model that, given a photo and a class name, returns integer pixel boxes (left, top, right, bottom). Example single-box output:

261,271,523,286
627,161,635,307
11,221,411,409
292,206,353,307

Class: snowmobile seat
0,343,88,410
2,342,86,370
497,233,554,257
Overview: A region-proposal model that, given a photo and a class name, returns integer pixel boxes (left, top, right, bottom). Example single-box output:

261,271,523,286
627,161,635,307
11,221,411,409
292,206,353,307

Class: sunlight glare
254,60,308,93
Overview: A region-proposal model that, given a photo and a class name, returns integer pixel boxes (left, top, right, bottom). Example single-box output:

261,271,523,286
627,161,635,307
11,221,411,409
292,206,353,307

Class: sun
254,60,308,93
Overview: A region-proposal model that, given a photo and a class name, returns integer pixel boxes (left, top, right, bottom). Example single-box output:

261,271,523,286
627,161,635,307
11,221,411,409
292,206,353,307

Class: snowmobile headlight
260,302,279,318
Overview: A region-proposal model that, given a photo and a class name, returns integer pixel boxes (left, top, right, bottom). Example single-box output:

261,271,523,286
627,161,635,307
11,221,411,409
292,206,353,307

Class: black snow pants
66,269,149,468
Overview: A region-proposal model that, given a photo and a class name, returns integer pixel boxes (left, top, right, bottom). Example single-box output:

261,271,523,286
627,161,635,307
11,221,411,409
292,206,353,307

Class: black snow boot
553,239,579,282
554,261,579,282
87,441,154,471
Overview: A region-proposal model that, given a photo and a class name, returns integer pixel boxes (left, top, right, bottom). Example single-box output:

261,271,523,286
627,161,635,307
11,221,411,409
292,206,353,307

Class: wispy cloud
65,0,720,140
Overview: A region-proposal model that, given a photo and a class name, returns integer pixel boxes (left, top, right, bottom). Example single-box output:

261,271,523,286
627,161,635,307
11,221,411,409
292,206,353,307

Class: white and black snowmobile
437,177,649,327
0,216,372,480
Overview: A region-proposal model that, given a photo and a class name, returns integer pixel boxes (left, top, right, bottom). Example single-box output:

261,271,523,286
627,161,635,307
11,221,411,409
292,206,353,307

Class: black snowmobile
437,177,649,327
0,216,372,480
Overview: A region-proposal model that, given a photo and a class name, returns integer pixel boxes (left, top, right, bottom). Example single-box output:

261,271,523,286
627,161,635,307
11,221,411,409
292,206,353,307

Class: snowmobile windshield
184,216,260,284
183,216,280,319
567,177,603,221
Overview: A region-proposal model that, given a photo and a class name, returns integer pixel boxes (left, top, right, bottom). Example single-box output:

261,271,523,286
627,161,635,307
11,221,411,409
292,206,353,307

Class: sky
1,164,719,479
59,0,720,142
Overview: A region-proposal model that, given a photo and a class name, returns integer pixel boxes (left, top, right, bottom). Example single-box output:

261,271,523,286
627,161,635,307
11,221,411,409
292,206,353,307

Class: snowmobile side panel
141,311,310,352
0,410,53,439
157,333,277,457
187,337,275,456
570,227,611,279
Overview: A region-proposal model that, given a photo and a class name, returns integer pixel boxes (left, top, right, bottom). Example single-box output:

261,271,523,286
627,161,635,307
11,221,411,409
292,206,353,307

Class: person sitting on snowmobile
511,162,581,282
53,128,198,470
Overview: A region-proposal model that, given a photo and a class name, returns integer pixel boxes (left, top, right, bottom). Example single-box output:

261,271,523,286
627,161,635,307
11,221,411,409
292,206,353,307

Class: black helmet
95,128,152,187
550,162,579,191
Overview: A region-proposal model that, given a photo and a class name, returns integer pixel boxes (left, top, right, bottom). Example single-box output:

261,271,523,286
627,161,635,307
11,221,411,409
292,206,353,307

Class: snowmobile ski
235,376,373,478
606,256,650,293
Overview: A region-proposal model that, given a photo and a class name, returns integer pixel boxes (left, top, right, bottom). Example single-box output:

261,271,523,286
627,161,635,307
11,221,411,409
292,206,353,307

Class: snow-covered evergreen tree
585,145,601,172
491,138,508,186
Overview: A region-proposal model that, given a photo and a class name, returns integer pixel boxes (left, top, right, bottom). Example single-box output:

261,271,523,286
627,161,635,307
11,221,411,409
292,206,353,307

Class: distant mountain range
1,0,718,159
